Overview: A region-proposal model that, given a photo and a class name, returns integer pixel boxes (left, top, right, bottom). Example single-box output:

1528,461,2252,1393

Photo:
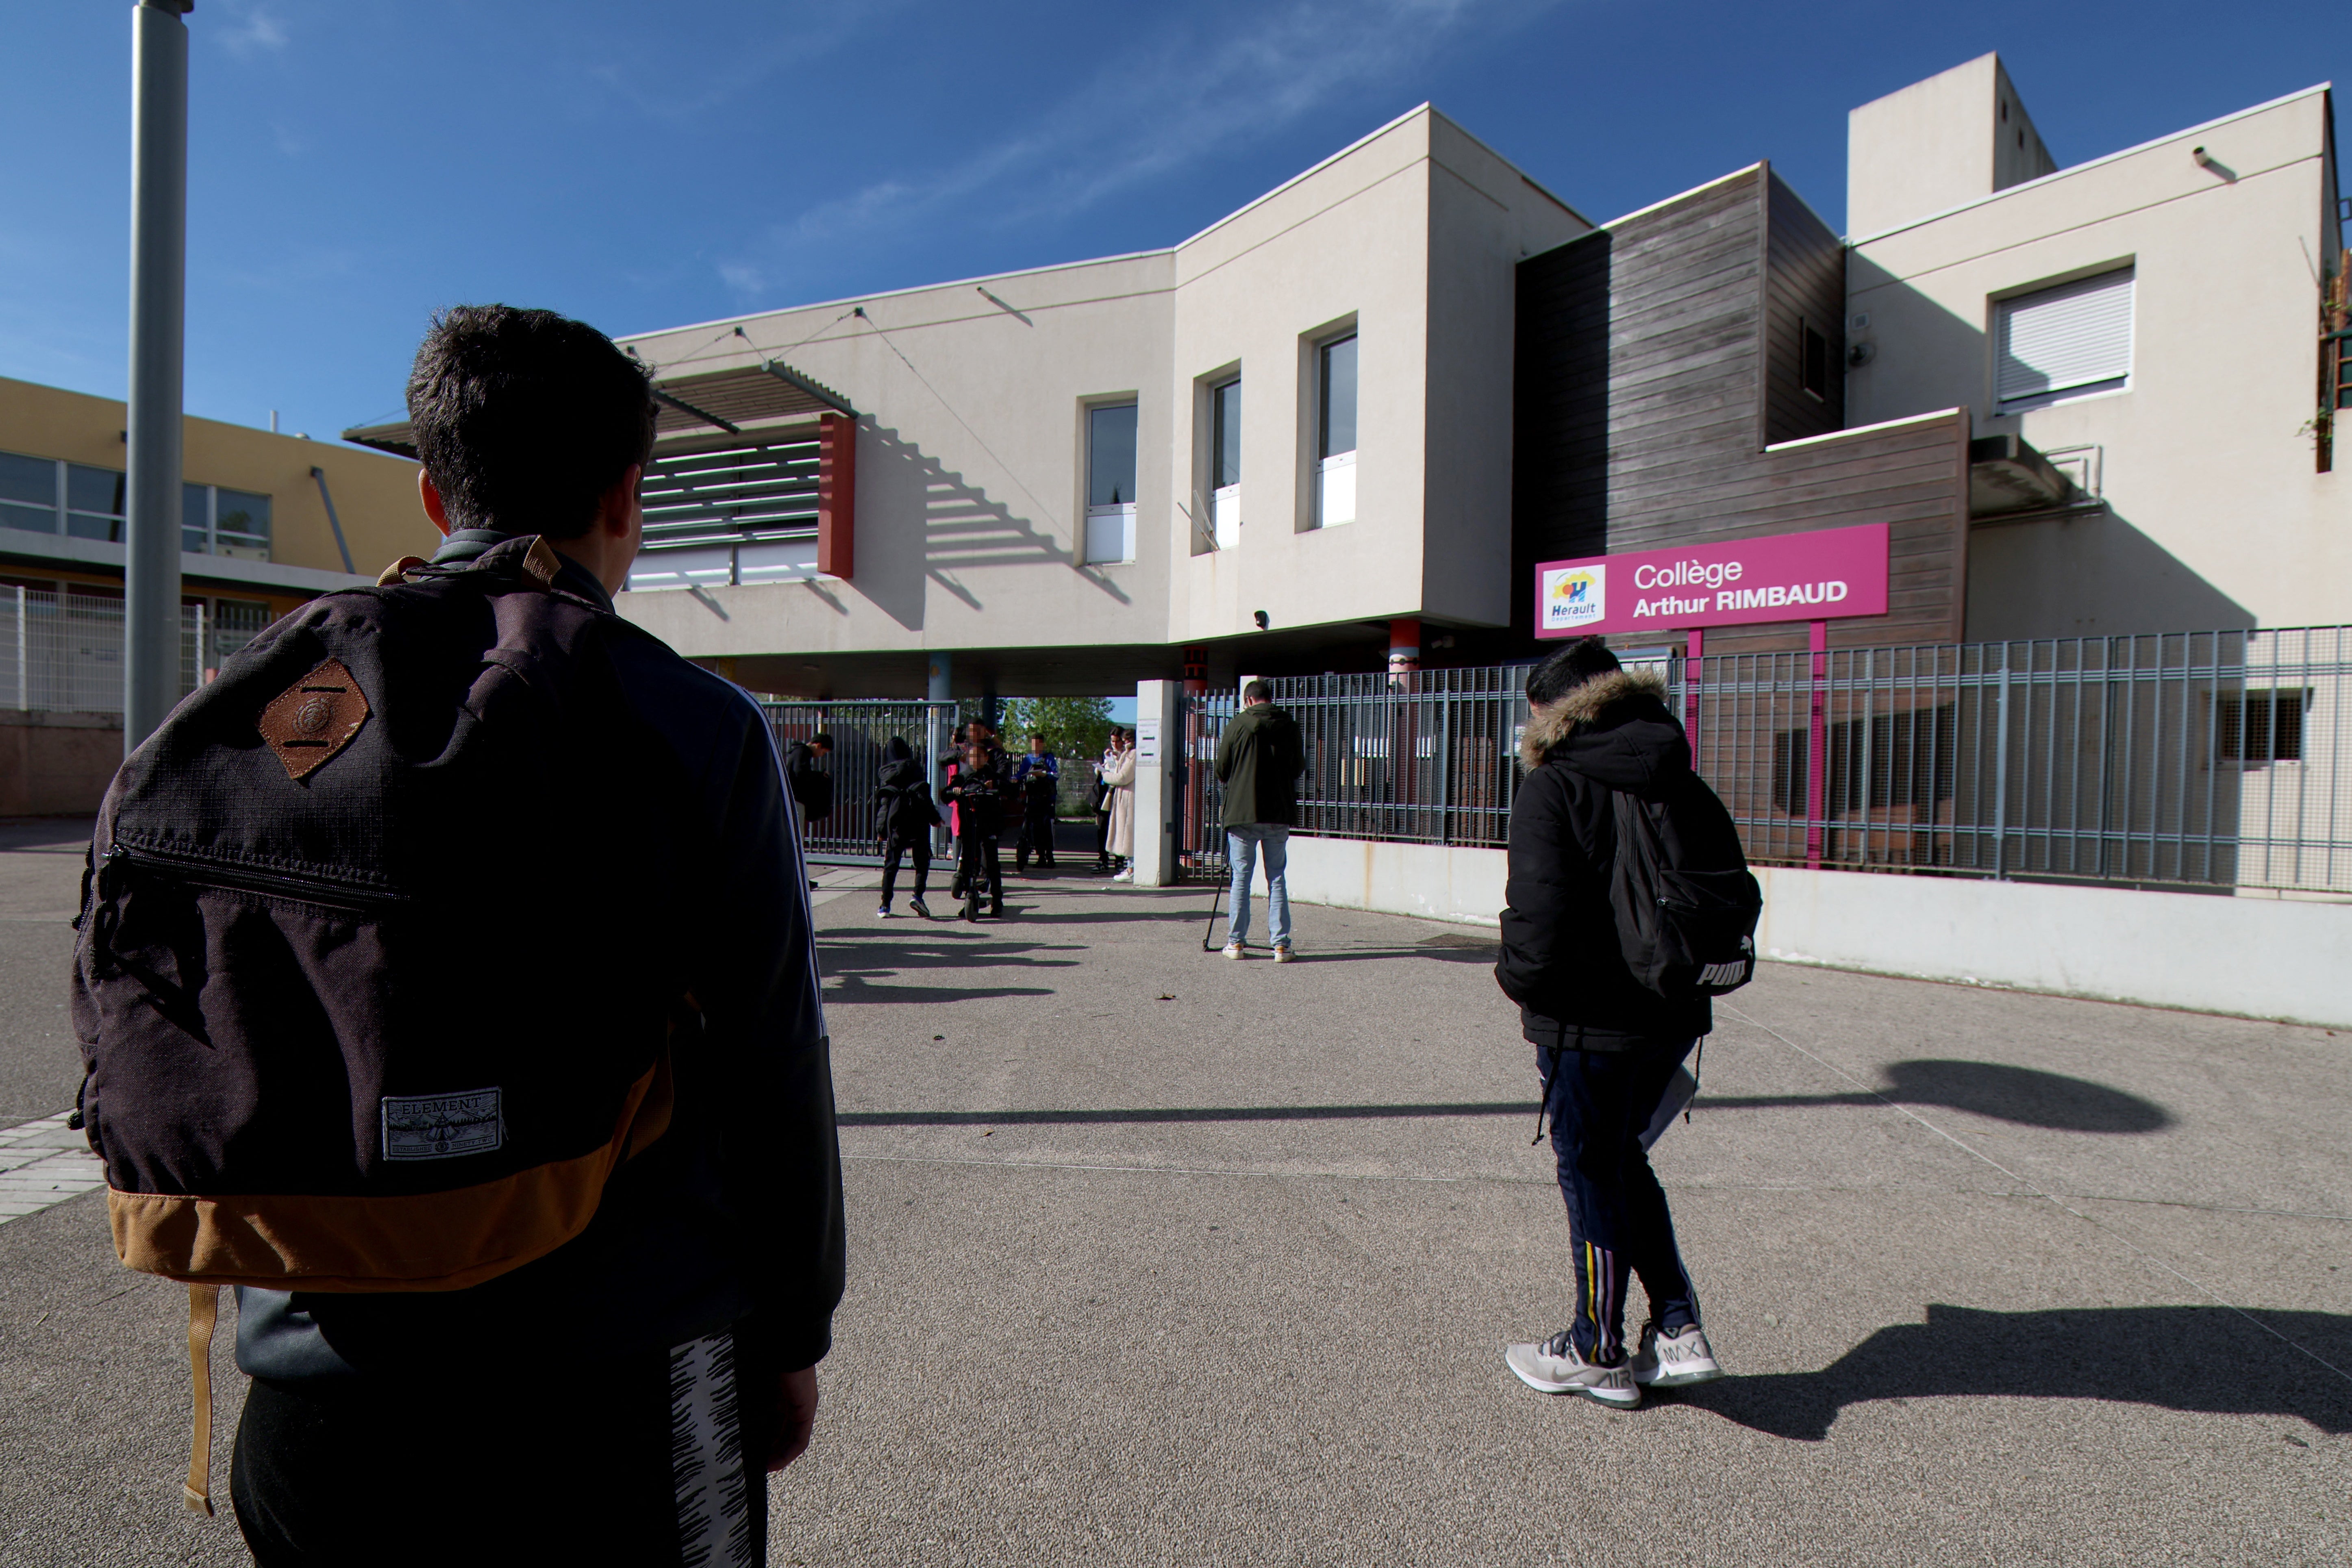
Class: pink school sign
1534,523,1890,639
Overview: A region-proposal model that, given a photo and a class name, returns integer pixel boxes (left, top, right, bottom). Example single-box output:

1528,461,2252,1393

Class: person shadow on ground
1668,1303,2352,1440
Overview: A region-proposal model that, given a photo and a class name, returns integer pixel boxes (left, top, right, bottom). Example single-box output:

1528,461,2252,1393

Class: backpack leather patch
258,658,370,781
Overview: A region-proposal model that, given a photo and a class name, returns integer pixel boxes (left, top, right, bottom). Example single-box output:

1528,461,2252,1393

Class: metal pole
1991,643,2013,879
12,585,26,712
124,0,191,755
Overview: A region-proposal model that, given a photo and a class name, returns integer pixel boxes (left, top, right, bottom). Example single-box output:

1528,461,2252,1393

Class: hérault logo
1543,565,1605,630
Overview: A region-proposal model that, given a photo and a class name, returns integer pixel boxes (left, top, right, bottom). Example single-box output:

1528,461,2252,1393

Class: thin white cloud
215,1,290,58
715,0,1558,302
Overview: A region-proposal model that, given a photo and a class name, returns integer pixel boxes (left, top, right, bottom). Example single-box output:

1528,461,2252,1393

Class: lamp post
124,0,192,754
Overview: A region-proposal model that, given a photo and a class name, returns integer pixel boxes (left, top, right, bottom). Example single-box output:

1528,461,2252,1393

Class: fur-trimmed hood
1519,666,1671,770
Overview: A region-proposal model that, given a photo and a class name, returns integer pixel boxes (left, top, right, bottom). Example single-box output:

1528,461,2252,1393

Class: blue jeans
1224,825,1291,948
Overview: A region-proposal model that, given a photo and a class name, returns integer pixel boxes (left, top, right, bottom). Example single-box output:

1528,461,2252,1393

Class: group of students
61,305,1764,1566
868,719,1141,923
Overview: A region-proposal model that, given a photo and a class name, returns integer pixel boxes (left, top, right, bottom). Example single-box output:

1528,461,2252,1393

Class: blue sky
0,1,2338,444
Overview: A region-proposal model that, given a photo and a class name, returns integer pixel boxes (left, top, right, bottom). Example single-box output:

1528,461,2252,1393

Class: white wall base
1268,835,2352,1028
1751,866,2352,1029
1274,835,1506,926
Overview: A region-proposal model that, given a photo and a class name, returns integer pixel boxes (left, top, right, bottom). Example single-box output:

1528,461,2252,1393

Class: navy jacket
237,530,846,1381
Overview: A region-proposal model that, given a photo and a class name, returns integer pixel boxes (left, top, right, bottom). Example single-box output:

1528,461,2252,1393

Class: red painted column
1182,645,1208,696
1684,627,1704,773
1806,619,1828,869
1387,617,1421,678
816,411,856,579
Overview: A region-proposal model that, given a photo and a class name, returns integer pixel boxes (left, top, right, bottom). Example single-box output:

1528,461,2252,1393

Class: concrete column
926,652,953,853
1130,679,1179,887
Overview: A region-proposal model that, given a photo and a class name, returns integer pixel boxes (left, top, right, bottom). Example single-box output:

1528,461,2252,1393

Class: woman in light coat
1104,729,1137,880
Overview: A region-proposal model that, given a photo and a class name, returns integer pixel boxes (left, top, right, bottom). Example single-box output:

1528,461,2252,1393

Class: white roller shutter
1995,268,2134,405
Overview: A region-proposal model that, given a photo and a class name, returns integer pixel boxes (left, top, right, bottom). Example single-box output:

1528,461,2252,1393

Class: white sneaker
1272,941,1295,963
1630,1322,1722,1387
1111,868,1133,882
1504,1333,1640,1407
1222,941,1248,960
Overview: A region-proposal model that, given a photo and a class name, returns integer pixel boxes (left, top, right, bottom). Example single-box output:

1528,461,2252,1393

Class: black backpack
72,535,692,1514
1608,776,1762,1000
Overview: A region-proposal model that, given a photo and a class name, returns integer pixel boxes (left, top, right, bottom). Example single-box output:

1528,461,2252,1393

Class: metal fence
1701,627,2352,892
759,698,957,863
1174,626,2352,896
0,587,272,715
1179,667,1534,879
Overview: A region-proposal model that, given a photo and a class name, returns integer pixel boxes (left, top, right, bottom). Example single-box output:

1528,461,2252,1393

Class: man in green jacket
1214,680,1306,960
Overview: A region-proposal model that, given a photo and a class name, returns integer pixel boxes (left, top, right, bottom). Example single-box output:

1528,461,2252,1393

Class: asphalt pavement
2,826,2346,1565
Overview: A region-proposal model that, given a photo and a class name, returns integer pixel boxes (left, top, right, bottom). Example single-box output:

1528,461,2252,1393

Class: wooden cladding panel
1512,162,1966,650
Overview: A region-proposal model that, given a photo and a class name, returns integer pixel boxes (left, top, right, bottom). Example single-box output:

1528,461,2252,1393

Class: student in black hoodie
1497,636,1730,1409
873,736,941,918
939,738,1008,920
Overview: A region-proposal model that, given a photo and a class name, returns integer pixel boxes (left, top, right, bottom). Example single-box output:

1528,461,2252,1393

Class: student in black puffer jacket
872,736,941,918
1497,636,1729,1409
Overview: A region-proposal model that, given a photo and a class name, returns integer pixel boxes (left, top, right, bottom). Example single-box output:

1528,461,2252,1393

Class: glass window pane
184,483,211,553
66,512,122,542
0,452,56,510
216,489,271,549
1320,335,1358,459
0,500,57,534
1211,380,1241,489
1087,404,1137,508
67,464,124,518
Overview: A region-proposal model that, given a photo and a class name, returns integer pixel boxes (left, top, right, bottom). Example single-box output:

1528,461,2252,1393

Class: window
1315,332,1357,527
1083,402,1137,565
181,483,272,558
1995,267,2134,409
628,439,822,591
1800,320,1829,402
0,451,131,541
2217,690,2307,765
1209,376,1241,550
67,464,126,542
0,452,56,533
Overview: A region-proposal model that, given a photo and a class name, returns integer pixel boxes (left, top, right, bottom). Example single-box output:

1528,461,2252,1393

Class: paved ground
1,818,2347,1564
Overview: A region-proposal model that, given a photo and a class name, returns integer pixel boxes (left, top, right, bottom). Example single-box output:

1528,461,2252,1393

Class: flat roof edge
1762,407,1967,453
617,247,1177,346
1847,82,2333,246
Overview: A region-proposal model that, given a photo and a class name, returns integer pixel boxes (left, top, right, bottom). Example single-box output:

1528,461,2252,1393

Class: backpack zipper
105,842,408,914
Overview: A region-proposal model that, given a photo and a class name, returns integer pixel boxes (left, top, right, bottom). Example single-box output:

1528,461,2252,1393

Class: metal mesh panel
0,588,224,715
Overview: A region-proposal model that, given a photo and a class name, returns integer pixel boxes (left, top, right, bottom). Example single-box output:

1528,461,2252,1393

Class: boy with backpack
874,735,941,917
71,306,844,1563
1496,636,1758,1409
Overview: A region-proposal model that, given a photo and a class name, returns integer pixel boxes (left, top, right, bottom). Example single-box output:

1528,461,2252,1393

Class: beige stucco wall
617,252,1175,663
617,104,1575,671
1847,87,2343,637
1421,117,1590,626
0,374,429,581
1167,109,1436,645
1848,54,2056,240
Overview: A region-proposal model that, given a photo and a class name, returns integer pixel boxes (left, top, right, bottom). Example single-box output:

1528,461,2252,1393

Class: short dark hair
1030,732,1046,743
405,304,657,540
1243,679,1272,704
808,732,834,752
1526,636,1622,706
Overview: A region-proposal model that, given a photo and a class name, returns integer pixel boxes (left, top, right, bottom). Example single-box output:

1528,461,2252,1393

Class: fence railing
0,587,272,716
759,698,958,863
1174,627,2352,896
